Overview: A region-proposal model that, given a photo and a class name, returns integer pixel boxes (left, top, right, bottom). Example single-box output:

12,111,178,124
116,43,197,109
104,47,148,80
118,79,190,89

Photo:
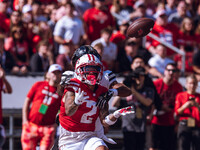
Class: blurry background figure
112,66,154,150
91,27,117,71
150,63,183,150
0,66,12,149
165,0,177,17
110,0,133,27
0,37,16,73
30,40,54,72
168,1,191,27
56,43,73,72
72,0,91,17
83,0,115,41
175,74,200,150
4,26,29,75
192,49,200,81
21,64,62,150
54,2,87,55
0,0,10,37
10,11,23,30
93,43,108,71
146,9,179,57
148,44,174,78
174,17,196,75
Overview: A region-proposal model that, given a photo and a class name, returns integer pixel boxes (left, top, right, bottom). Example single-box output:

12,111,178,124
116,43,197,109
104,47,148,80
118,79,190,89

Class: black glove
96,89,114,109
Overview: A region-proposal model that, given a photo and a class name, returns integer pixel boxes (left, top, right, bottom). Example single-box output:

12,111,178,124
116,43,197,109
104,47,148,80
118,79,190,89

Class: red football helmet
75,54,103,85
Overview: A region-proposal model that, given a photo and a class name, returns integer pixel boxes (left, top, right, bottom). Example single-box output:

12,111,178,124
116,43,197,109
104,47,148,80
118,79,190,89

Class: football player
59,54,134,150
59,45,132,108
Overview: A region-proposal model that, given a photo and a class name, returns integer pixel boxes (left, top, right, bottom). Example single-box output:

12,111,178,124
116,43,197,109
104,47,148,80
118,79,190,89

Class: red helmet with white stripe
75,54,103,85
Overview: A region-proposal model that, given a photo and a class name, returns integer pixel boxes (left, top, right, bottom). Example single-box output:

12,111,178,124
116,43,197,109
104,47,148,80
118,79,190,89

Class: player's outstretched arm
102,106,135,127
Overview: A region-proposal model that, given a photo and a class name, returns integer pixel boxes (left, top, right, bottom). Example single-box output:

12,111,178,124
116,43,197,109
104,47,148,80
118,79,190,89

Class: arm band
104,115,117,126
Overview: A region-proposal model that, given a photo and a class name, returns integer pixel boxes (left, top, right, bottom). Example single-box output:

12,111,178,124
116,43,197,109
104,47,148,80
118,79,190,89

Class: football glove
74,88,89,105
113,106,135,118
96,89,117,109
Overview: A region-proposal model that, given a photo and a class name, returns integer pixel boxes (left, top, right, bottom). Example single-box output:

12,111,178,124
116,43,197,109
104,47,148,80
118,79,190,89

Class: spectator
32,1,48,23
72,0,91,17
174,17,196,74
83,0,115,41
118,39,138,74
0,37,16,73
4,26,29,75
21,64,62,150
93,43,108,71
54,2,87,54
56,43,73,72
0,0,10,36
10,11,23,30
165,0,177,16
177,17,196,50
32,21,53,54
110,0,133,27
192,50,200,81
146,9,179,57
150,63,183,150
30,40,54,72
112,66,154,150
0,66,12,149
91,27,117,71
168,1,191,27
110,22,129,48
175,74,200,150
148,44,174,77
129,1,153,21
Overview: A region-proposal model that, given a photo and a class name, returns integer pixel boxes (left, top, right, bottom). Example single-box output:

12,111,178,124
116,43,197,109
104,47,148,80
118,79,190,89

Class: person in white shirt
148,44,174,77
91,27,117,70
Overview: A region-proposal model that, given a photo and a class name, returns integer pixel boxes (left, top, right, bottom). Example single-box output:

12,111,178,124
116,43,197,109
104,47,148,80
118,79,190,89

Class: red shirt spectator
174,52,193,73
175,91,200,127
83,0,115,41
151,78,183,126
146,10,179,56
110,30,126,45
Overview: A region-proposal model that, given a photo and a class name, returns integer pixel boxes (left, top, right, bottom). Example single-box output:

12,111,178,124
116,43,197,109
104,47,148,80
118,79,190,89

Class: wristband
104,115,117,125
110,89,118,96
113,110,121,118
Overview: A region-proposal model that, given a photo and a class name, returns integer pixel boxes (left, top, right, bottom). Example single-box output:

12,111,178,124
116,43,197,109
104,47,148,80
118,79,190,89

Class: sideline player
59,54,134,150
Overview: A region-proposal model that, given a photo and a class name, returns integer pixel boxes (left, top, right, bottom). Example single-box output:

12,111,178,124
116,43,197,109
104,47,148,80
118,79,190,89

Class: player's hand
113,106,135,118
96,89,115,109
60,71,76,86
74,88,89,105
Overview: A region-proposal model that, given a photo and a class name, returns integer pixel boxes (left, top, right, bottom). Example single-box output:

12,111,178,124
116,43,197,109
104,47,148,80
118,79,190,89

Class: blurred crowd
0,0,200,81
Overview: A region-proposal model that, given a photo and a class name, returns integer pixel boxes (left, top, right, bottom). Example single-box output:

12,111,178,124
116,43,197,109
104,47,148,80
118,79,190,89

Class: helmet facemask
75,54,103,85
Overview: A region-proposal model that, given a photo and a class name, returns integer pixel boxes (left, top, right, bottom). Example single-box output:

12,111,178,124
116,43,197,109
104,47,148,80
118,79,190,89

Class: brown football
127,18,155,38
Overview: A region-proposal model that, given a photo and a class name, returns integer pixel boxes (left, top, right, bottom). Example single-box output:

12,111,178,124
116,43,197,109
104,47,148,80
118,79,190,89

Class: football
127,18,155,38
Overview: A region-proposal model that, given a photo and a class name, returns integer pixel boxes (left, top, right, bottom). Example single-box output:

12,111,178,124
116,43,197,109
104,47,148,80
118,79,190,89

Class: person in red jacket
150,63,183,150
175,74,200,150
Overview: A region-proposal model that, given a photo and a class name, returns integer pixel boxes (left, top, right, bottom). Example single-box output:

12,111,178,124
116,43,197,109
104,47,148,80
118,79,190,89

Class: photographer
112,66,155,150
175,74,200,150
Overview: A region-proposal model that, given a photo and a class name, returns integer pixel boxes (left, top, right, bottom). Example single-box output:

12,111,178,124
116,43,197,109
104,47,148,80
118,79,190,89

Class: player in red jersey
59,54,134,150
21,64,62,150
